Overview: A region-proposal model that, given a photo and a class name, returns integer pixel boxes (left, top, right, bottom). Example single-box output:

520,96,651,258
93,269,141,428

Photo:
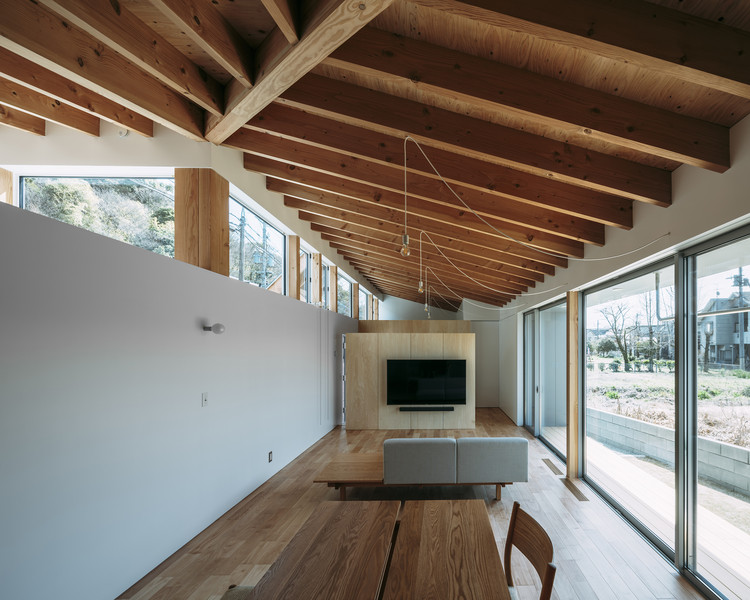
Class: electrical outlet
268,451,273,463
201,392,208,407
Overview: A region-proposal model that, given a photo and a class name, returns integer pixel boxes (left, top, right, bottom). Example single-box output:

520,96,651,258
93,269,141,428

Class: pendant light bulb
400,233,410,257
424,303,429,312
418,280,424,294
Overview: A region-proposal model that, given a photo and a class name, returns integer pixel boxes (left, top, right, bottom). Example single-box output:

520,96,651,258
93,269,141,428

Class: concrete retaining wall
586,408,750,496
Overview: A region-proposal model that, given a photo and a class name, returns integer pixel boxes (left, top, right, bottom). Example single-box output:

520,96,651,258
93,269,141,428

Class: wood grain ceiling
1,0,749,311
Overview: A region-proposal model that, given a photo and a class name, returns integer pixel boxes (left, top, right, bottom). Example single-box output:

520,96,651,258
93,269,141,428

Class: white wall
0,203,357,600
378,295,456,321
471,321,500,407
497,114,750,424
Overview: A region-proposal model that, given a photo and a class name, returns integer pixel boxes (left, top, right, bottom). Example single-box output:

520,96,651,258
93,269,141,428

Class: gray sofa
383,437,528,498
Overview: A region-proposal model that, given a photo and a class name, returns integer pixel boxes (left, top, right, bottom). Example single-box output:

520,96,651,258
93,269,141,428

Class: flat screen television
386,359,467,405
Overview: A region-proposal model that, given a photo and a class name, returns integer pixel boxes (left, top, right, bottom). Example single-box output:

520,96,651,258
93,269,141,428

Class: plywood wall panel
358,320,471,333
443,333,476,429
345,334,380,429
378,333,411,429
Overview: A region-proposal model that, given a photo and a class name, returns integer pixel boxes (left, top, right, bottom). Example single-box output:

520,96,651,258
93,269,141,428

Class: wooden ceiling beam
0,0,204,140
0,104,45,136
0,76,99,136
327,239,529,294
240,133,606,243
315,225,553,280
38,0,224,116
412,0,750,100
261,0,299,44
325,27,729,172
248,153,586,257
309,220,564,275
204,0,395,144
149,0,254,86
0,47,152,137
362,278,469,311
244,105,634,227
279,75,672,206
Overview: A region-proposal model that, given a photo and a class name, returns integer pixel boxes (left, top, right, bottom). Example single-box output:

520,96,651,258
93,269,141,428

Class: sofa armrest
383,438,457,484
456,437,528,483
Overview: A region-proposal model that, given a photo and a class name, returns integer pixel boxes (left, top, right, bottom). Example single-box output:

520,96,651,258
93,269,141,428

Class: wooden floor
118,409,706,600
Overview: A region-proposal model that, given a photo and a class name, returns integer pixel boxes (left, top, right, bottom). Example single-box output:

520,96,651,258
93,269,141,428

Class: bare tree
601,302,631,369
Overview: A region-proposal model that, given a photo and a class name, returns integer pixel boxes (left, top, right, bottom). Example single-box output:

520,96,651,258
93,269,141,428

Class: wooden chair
503,501,557,600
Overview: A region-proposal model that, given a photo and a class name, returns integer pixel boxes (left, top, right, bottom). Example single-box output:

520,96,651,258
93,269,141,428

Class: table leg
340,486,347,501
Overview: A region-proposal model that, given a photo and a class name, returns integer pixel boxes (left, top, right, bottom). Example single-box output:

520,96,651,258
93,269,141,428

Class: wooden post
373,297,379,320
174,168,229,276
287,235,300,299
567,290,580,478
329,265,338,311
0,168,12,205
311,253,322,306
352,283,360,319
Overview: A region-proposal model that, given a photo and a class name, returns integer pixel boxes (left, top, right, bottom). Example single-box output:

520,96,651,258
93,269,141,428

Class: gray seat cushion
456,437,529,483
383,438,457,484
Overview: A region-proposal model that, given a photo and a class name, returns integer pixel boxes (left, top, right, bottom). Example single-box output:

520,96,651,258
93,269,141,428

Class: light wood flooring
117,409,706,600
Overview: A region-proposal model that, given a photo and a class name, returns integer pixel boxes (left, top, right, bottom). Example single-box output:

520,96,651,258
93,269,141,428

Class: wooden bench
313,453,509,500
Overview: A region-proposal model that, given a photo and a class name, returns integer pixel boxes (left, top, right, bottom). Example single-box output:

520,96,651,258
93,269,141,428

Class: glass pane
694,237,750,600
539,303,567,457
323,266,329,309
523,312,536,434
359,289,367,319
585,265,676,551
299,249,309,302
337,275,351,316
21,176,175,256
229,198,284,294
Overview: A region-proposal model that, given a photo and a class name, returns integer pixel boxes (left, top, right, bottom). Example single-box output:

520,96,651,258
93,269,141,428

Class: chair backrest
503,501,556,600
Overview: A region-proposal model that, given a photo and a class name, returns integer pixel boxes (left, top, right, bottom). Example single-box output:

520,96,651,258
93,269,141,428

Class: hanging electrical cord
403,135,672,262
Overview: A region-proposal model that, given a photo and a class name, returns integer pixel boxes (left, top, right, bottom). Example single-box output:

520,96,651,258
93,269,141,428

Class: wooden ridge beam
248,153,586,257
325,27,729,172
0,47,152,137
0,0,204,140
0,76,99,136
0,104,45,135
412,0,750,100
244,107,633,228
39,0,223,116
279,75,672,206
261,0,299,44
150,0,253,86
204,0,394,143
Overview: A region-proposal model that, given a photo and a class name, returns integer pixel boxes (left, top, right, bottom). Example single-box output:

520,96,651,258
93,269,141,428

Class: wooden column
567,290,581,478
174,168,229,276
287,235,300,299
311,253,322,306
329,265,338,311
373,297,379,320
352,283,360,319
0,168,13,204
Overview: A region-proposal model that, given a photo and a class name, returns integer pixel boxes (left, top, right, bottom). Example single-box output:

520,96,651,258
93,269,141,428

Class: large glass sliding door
691,235,750,600
539,303,567,458
584,264,676,553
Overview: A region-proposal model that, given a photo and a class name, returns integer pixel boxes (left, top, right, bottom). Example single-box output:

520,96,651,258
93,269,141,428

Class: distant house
698,292,750,369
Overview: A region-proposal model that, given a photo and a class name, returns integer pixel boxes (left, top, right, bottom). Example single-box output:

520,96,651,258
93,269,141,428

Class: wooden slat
261,0,299,44
242,113,634,228
0,0,204,140
149,0,253,86
311,252,323,306
411,0,750,100
288,234,300,300
204,0,395,144
37,0,223,116
567,290,580,479
325,27,730,172
328,264,338,311
279,74,672,206
372,297,378,319
352,282,359,319
0,47,152,137
0,104,45,136
175,168,200,267
0,76,100,136
208,171,229,276
254,157,586,257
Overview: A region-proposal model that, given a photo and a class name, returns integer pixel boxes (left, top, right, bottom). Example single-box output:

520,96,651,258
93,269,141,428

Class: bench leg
339,486,347,501
495,484,502,500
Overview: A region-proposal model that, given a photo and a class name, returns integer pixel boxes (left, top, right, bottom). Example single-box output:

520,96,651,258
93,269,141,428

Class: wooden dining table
245,498,510,600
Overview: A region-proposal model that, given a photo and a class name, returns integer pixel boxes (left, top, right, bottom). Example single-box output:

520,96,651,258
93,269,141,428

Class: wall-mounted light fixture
203,323,226,334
